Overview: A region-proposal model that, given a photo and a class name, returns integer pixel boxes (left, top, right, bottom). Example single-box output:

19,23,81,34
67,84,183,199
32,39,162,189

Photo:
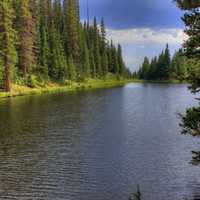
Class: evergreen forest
0,0,130,92
136,45,191,81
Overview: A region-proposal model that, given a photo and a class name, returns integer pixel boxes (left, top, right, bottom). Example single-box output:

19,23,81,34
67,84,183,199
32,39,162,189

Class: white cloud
105,28,188,71
107,28,187,45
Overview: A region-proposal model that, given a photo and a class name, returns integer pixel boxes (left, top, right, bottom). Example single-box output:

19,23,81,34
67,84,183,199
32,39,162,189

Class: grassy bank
0,79,132,100
0,78,187,100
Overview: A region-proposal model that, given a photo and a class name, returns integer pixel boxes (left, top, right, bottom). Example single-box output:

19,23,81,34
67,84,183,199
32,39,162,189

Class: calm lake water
0,83,200,200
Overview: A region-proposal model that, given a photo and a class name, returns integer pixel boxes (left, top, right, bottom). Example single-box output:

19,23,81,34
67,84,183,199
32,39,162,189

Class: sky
79,0,186,71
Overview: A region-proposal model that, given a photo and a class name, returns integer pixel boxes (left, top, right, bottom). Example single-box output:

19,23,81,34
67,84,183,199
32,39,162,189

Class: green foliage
0,60,3,88
137,45,190,81
175,0,200,164
129,186,142,200
26,74,39,88
180,106,200,136
187,61,200,93
48,23,68,81
67,56,76,81
117,44,125,76
64,0,80,63
38,25,49,79
0,0,129,92
174,0,200,10
138,57,150,79
17,0,36,75
0,0,17,91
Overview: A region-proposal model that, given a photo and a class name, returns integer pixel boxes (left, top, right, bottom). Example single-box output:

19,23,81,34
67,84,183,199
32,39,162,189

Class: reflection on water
185,181,200,200
0,83,199,200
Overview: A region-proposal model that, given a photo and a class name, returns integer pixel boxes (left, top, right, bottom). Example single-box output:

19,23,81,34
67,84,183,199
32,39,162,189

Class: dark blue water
0,83,199,200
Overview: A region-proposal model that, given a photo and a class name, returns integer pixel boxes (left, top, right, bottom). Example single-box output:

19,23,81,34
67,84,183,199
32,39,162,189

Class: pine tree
0,0,17,92
63,0,69,55
175,0,200,10
49,23,67,81
18,0,36,75
93,17,102,77
67,55,76,80
163,44,171,79
110,41,119,74
89,47,96,78
29,0,39,65
139,57,150,79
0,0,129,90
148,57,157,80
38,0,51,78
101,50,108,76
100,19,106,47
157,51,165,79
38,25,49,79
82,39,90,78
174,0,200,92
100,19,108,76
117,44,125,76
175,0,200,138
170,49,187,79
136,45,188,80
53,0,63,35
65,0,80,65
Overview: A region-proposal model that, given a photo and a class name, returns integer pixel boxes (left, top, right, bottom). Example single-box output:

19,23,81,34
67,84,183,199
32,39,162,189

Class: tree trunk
4,55,11,92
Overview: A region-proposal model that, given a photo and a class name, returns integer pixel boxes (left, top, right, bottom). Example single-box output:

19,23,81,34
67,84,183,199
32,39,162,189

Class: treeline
0,0,130,92
136,45,190,81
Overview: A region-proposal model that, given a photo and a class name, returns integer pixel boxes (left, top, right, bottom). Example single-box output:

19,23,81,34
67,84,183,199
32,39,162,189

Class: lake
0,83,199,200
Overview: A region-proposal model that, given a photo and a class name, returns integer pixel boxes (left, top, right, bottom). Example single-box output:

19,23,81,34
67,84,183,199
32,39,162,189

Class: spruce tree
175,0,200,92
49,23,67,81
0,0,129,89
117,44,125,76
162,44,171,79
82,40,90,78
93,17,102,77
53,0,63,35
38,25,49,79
89,47,96,78
110,41,119,74
67,55,76,80
18,0,36,75
100,19,108,76
38,0,51,79
65,0,80,65
170,49,187,79
0,0,17,92
101,50,109,76
175,0,200,139
140,57,150,79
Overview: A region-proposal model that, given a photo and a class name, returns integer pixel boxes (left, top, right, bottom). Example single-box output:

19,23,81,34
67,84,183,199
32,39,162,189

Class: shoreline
0,79,188,100
0,79,132,100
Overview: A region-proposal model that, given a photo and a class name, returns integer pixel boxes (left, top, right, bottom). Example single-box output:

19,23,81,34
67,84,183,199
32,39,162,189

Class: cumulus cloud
107,28,187,45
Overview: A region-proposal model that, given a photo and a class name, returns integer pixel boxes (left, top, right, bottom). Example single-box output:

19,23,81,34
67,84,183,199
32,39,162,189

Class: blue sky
80,0,186,71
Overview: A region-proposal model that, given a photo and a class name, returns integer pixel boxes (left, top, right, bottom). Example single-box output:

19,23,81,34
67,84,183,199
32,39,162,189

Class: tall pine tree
0,0,17,91
18,0,36,75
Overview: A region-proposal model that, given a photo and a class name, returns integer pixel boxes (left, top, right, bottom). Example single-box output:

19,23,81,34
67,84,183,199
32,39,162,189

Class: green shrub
180,106,200,136
129,186,142,200
26,75,38,88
